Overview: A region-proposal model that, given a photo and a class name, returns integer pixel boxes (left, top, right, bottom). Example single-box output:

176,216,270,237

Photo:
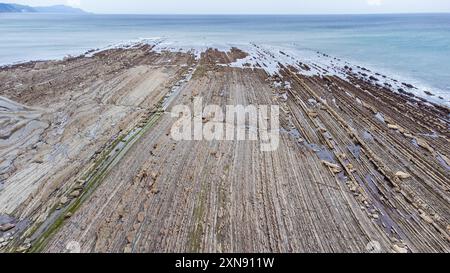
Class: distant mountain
0,3,87,14
34,5,86,14
0,3,35,12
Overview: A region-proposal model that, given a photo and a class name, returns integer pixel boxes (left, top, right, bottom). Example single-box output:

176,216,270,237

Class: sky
3,0,450,14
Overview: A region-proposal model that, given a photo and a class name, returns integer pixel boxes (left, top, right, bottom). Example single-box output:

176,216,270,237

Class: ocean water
1,13,449,96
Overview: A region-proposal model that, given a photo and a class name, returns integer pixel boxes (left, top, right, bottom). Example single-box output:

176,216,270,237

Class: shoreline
1,45,449,253
2,39,449,108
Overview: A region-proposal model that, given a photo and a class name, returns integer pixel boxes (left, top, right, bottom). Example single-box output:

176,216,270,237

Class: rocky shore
0,44,449,253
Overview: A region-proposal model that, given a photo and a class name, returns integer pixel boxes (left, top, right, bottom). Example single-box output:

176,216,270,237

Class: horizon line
37,11,450,15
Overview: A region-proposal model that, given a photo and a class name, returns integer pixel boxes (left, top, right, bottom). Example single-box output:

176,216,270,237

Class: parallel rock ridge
0,44,449,253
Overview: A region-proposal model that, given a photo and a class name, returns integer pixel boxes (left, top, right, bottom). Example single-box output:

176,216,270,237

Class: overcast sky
3,0,450,14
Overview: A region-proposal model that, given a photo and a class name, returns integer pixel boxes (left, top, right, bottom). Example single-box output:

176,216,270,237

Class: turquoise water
0,13,449,93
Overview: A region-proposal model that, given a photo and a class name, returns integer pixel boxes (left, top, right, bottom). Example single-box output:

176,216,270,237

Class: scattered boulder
33,155,44,164
16,245,30,253
308,111,318,118
416,138,434,153
420,213,434,224
65,212,73,219
124,245,132,253
322,161,339,169
126,233,134,244
137,212,145,223
395,171,411,180
70,190,81,198
387,124,400,130
322,161,341,174
347,163,355,172
0,223,15,232
151,188,160,195
392,244,408,254
151,171,159,180
60,196,69,205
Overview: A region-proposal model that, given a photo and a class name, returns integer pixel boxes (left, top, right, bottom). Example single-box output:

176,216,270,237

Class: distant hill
34,5,86,14
0,3,35,12
0,3,87,13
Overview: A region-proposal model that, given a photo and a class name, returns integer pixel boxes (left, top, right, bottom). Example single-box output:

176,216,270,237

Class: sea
0,13,449,99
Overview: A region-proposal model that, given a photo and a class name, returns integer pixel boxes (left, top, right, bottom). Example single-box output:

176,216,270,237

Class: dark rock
417,97,427,102
0,223,15,232
402,82,415,89
398,88,414,97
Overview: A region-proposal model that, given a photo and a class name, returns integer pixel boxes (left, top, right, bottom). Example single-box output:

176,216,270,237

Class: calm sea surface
1,13,449,93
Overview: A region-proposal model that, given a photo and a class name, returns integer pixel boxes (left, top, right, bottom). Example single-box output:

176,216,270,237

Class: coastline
0,44,449,253
2,39,449,107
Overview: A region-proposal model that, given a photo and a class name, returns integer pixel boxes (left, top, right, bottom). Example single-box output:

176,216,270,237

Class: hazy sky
3,0,450,14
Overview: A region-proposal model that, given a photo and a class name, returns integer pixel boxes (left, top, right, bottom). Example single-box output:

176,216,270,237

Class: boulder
151,171,159,180
0,223,15,232
70,190,81,198
322,161,341,174
416,138,434,153
395,171,411,180
387,124,399,130
124,245,132,253
65,212,73,219
420,213,434,224
137,212,145,223
392,244,408,254
60,196,69,205
308,111,318,118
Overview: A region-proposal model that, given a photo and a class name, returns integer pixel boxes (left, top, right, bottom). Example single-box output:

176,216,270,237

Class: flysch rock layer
0,45,449,253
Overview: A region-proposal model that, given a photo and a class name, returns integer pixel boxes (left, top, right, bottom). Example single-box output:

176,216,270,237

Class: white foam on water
223,43,449,107
2,37,448,108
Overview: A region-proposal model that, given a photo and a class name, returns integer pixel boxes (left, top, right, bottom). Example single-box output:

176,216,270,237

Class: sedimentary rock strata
0,44,449,253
